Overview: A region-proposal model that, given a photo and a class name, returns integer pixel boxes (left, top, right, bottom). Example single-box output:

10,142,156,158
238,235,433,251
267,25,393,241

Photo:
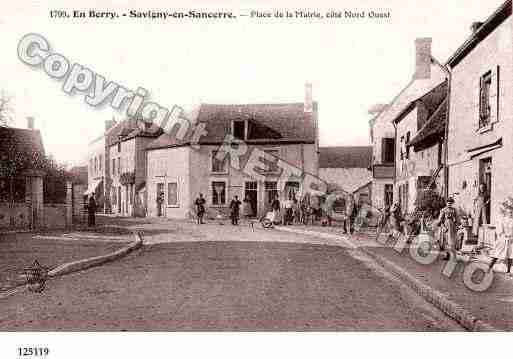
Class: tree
0,90,14,127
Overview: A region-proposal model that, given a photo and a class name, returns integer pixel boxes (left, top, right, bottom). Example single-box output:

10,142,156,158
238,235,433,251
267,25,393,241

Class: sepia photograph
1,0,513,357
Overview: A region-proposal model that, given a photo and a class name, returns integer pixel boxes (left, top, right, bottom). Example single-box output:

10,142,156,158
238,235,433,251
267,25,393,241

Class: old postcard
0,0,512,357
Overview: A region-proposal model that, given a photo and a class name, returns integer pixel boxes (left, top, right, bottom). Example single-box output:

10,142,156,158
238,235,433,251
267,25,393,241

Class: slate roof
393,81,448,126
447,0,511,68
0,126,45,161
146,102,317,150
319,146,372,169
106,118,163,147
408,98,447,150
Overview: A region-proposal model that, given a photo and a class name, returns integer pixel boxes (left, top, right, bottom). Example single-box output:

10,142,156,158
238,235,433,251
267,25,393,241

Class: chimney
471,22,484,34
304,82,313,113
414,38,432,80
27,116,34,130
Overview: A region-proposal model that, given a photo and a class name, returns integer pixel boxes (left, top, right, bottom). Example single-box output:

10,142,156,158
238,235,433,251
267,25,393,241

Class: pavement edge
276,226,497,331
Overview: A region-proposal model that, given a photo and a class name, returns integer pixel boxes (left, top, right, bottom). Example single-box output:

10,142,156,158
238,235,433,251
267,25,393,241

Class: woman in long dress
488,202,513,274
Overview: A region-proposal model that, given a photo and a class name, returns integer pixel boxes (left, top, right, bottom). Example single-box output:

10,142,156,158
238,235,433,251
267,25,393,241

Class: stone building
145,86,319,219
369,38,446,211
392,81,448,214
106,119,162,217
85,118,116,212
446,0,513,228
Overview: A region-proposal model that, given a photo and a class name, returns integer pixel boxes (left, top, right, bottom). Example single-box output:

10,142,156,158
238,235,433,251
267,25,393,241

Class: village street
0,216,464,331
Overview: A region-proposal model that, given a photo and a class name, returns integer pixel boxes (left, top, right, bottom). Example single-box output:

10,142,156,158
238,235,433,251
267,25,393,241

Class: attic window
233,120,246,140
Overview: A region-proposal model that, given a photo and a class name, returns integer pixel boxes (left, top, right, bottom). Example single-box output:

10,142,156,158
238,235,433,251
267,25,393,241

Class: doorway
244,181,258,217
479,157,492,222
117,186,121,213
157,183,164,217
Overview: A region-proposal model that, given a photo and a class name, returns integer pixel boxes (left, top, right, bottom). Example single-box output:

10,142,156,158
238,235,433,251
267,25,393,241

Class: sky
0,0,507,165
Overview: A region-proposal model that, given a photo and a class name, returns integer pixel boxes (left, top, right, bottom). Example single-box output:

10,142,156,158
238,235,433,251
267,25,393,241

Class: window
99,154,103,172
168,182,178,206
263,149,280,173
384,184,393,208
265,181,278,204
284,181,300,200
212,181,226,205
479,71,492,128
117,141,122,152
405,132,411,159
381,138,395,163
212,150,228,173
117,158,121,174
112,159,115,176
233,120,246,140
94,157,98,173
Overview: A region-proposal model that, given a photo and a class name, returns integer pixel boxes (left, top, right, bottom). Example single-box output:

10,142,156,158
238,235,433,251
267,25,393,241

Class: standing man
436,197,459,259
195,193,206,224
271,194,281,225
473,183,490,244
344,194,355,234
229,195,242,225
283,195,293,225
88,195,97,227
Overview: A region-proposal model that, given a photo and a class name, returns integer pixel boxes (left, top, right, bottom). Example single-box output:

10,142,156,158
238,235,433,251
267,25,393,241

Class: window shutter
491,65,500,123
475,77,483,131
381,138,387,163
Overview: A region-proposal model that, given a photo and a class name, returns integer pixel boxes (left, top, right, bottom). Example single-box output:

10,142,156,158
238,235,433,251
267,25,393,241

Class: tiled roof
319,146,372,169
319,168,372,193
0,126,45,161
146,102,317,150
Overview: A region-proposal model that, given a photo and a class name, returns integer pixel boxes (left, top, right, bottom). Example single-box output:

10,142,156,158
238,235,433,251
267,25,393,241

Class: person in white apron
488,201,513,274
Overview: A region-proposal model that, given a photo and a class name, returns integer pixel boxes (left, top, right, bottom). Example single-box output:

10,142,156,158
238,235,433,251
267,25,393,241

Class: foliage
0,144,71,203
414,189,446,219
0,90,14,127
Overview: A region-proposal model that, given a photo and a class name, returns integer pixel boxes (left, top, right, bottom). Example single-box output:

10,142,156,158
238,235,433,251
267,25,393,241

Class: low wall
44,203,68,229
0,203,30,229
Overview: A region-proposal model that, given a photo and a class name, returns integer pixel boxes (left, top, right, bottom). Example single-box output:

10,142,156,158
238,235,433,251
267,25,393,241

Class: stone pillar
28,175,44,229
65,181,73,227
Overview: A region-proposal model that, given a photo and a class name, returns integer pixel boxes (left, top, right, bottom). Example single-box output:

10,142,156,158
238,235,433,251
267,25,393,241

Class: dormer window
232,120,246,140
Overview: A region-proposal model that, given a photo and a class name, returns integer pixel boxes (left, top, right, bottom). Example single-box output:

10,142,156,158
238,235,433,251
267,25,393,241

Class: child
488,200,513,274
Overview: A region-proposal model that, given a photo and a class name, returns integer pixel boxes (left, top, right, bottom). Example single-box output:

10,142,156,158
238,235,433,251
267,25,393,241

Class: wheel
261,218,273,229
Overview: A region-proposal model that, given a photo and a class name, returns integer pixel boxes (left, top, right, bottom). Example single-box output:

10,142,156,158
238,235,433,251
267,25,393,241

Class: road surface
0,219,463,331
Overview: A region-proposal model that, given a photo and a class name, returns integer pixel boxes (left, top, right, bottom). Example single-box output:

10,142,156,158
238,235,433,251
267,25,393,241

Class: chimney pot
304,83,313,113
414,38,432,80
27,116,34,130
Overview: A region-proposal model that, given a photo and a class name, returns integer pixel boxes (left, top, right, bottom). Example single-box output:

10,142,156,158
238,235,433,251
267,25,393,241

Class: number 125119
18,348,50,357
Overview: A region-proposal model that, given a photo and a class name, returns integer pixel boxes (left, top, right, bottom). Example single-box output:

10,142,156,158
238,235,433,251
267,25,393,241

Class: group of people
381,182,513,274
193,193,255,226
